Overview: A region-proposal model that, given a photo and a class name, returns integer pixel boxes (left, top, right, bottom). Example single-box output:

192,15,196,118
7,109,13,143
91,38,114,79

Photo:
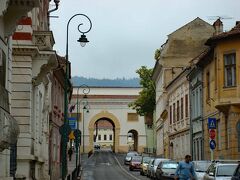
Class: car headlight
126,157,131,161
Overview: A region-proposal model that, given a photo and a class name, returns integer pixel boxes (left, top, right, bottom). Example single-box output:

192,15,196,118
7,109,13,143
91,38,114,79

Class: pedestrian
68,147,73,161
175,155,196,180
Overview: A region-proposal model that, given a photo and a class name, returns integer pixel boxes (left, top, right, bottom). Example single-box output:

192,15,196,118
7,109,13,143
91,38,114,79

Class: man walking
175,155,196,180
68,147,73,161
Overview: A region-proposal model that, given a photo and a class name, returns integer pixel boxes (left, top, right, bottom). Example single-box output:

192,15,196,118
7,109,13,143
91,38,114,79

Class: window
170,105,172,125
0,49,6,87
177,101,179,121
206,72,210,101
185,94,188,117
173,103,176,123
109,134,112,141
181,98,183,119
104,135,107,141
98,135,101,141
224,53,236,87
128,113,138,121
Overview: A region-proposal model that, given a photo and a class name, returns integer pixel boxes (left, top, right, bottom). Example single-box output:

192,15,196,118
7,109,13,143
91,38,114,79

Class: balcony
33,31,55,51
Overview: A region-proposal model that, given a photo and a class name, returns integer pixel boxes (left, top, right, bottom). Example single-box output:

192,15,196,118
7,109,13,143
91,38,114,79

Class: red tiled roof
206,22,240,45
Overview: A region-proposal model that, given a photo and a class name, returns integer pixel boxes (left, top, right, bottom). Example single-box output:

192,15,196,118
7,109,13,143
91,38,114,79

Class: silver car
193,160,211,180
203,161,238,180
150,158,170,179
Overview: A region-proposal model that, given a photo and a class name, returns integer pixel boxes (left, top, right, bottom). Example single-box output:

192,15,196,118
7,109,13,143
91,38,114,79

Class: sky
50,0,240,79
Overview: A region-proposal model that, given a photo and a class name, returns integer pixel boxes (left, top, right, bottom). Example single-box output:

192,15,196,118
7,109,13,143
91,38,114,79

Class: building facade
200,21,240,160
152,17,215,157
70,87,146,153
10,1,61,179
166,69,190,161
0,1,41,179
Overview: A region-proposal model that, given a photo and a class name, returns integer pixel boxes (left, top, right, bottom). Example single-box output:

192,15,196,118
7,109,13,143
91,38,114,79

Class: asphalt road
82,150,148,180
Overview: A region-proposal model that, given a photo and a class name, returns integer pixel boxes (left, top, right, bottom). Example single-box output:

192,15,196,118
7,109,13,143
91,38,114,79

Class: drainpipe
200,69,204,160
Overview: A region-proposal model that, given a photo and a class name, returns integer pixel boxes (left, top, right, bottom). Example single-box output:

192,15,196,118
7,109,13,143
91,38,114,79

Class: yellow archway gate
88,111,121,153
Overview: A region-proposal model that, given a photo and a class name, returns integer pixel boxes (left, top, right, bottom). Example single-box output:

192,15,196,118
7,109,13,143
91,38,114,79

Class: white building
70,86,147,153
0,1,41,179
10,2,59,179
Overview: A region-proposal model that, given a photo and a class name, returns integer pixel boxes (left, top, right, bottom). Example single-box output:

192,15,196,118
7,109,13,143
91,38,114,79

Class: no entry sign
209,129,216,139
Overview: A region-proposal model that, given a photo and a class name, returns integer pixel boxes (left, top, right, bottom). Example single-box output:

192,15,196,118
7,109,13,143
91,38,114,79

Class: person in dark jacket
68,148,73,161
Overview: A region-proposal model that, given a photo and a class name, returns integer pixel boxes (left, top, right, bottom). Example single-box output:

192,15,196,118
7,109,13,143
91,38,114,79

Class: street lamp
59,13,92,180
82,101,90,153
75,85,90,168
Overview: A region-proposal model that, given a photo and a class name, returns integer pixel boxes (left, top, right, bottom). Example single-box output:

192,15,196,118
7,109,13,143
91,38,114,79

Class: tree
129,66,155,116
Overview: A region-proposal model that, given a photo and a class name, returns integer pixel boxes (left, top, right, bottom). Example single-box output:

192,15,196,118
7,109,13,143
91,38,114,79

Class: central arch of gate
88,111,121,152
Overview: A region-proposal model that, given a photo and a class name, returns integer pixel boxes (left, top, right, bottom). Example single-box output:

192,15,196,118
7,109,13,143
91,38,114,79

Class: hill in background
71,76,141,87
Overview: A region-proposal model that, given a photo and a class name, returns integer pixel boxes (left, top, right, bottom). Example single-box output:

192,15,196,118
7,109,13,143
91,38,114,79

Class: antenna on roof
207,15,233,21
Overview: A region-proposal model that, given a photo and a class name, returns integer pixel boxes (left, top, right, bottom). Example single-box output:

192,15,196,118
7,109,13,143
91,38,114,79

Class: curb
114,155,141,180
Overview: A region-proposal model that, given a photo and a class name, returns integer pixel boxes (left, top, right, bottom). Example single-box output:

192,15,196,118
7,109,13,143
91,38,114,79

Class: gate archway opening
94,118,114,151
88,111,120,153
127,129,138,152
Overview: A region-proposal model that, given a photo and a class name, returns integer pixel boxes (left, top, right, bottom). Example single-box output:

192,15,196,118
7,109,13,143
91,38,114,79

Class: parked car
150,158,170,179
124,151,139,165
193,161,211,180
140,156,154,176
156,160,178,180
232,163,240,180
203,160,238,180
147,158,155,178
94,143,101,150
129,156,142,171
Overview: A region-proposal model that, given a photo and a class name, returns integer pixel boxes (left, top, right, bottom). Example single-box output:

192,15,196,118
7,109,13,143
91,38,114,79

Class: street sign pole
208,117,216,161
210,149,213,161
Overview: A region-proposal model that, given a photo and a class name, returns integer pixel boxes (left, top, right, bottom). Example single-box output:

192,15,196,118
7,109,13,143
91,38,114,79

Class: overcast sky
50,0,240,79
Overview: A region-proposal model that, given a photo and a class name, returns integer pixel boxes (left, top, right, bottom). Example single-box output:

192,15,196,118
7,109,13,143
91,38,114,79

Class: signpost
208,118,216,161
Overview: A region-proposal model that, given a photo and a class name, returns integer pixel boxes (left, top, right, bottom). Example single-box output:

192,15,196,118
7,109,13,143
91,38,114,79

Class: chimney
213,18,223,35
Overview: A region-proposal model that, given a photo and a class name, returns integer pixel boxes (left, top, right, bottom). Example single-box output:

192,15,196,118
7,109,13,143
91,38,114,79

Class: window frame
224,53,236,88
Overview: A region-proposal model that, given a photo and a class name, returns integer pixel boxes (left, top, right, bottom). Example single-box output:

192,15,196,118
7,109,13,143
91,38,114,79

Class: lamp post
75,85,90,168
60,13,92,180
82,102,90,153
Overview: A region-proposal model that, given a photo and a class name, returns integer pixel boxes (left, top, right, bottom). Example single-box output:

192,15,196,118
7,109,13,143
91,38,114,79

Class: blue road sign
209,139,216,150
208,118,216,129
68,117,77,130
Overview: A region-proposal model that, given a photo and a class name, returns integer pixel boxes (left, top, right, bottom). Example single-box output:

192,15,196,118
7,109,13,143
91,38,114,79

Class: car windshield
154,159,168,166
142,157,152,163
127,152,138,157
162,162,178,169
194,161,211,172
216,164,238,176
132,156,142,162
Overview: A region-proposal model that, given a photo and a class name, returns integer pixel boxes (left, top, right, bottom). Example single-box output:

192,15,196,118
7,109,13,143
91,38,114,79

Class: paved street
81,149,149,180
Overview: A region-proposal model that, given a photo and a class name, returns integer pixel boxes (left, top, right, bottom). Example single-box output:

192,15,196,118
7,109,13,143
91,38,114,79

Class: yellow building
200,21,240,160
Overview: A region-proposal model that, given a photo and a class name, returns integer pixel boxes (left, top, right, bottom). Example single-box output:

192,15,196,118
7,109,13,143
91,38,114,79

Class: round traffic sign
209,139,216,150
209,129,216,139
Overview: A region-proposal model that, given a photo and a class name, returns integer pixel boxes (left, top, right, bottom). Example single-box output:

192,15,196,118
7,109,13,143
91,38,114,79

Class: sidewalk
67,153,89,180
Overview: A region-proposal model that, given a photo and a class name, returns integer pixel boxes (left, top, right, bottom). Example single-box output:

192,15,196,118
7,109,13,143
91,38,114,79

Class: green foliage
154,49,161,61
129,66,156,116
